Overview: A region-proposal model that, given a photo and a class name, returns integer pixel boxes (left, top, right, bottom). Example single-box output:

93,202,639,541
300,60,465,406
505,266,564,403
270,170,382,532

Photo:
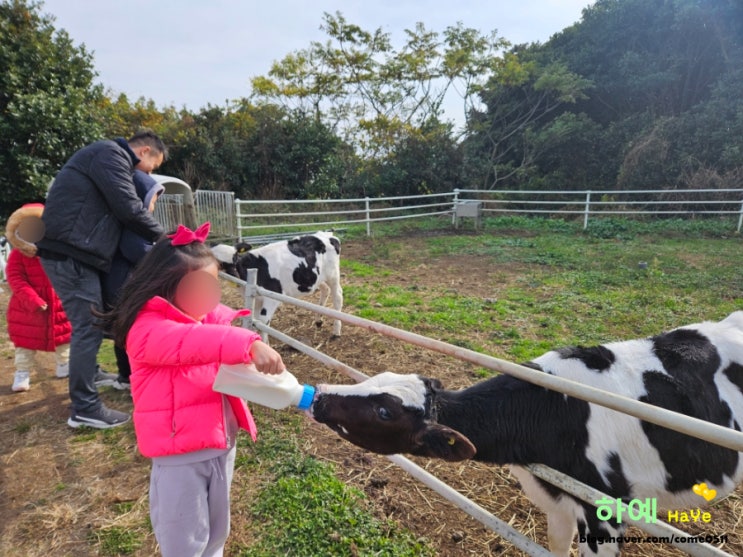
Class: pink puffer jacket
126,296,262,458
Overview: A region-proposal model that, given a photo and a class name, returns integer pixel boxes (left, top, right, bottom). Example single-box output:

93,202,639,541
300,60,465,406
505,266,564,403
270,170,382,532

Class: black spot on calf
329,236,341,255
292,263,319,293
652,329,720,382
237,254,283,294
605,452,630,498
639,369,738,491
288,235,325,261
558,345,616,372
723,362,743,396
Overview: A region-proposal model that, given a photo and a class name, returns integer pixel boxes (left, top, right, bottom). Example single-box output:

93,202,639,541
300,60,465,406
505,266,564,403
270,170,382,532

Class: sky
39,0,592,122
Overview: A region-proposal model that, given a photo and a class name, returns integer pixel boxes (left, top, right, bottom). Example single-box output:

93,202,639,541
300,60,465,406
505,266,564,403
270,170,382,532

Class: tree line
1,0,741,218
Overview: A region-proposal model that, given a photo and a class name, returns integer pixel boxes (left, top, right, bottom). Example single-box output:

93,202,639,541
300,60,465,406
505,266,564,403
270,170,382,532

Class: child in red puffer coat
5,204,71,392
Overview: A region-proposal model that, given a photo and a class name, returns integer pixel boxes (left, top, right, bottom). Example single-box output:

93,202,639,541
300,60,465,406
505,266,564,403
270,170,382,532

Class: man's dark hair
128,130,169,161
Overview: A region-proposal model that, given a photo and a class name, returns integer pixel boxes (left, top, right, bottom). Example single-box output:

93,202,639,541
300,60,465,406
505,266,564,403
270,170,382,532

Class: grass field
345,216,743,356
2,215,742,556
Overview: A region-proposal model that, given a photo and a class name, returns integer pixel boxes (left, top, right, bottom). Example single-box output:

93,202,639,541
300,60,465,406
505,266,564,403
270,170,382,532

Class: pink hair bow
168,222,211,246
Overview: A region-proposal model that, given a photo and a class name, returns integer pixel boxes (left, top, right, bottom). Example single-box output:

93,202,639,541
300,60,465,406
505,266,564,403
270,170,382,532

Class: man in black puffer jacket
38,131,166,429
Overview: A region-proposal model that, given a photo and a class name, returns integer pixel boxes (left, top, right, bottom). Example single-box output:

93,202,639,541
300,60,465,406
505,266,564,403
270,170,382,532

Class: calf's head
232,243,254,281
311,371,476,462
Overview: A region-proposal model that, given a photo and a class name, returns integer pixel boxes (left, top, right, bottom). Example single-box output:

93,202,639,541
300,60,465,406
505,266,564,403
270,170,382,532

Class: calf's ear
412,424,476,462
236,243,252,254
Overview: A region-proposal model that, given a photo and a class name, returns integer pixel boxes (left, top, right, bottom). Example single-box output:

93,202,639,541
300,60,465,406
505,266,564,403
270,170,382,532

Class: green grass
357,213,740,240
340,215,743,362
342,259,391,278
98,339,118,371
92,526,143,556
233,411,434,556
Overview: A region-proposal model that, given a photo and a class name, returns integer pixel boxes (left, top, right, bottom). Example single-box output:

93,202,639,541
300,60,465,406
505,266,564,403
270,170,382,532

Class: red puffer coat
6,249,71,350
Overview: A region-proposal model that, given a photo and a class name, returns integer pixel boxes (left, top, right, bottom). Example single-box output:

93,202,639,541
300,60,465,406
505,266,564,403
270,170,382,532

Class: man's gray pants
150,448,236,557
40,256,104,413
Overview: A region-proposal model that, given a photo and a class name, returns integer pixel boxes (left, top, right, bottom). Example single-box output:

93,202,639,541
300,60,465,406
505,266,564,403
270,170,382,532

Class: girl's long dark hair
97,236,218,347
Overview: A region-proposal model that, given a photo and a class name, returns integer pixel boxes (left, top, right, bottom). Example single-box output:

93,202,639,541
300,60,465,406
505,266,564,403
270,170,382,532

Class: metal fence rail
194,190,235,240
157,187,743,239
235,192,456,239
152,194,186,232
242,281,743,452
454,188,743,231
221,269,740,556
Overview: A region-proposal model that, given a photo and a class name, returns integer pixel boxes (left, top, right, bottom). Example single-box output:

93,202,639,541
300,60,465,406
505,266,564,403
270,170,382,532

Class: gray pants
150,448,236,557
40,257,103,413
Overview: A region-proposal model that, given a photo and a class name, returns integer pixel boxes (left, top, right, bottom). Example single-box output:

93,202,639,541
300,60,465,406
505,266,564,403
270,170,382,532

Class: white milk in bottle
212,363,315,410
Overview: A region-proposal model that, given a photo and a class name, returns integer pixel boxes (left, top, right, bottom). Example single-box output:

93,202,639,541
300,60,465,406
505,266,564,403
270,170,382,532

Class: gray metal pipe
233,281,743,453
255,321,734,557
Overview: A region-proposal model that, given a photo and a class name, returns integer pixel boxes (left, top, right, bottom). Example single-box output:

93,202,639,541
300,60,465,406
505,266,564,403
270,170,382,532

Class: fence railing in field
219,268,741,557
234,192,455,240
154,187,743,241
456,188,743,231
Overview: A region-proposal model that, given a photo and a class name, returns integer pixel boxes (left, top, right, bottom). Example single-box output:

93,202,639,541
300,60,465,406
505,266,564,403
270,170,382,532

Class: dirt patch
1,232,741,556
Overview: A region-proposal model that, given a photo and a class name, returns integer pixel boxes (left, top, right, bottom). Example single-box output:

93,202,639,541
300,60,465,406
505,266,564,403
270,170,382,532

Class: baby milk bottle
213,363,315,410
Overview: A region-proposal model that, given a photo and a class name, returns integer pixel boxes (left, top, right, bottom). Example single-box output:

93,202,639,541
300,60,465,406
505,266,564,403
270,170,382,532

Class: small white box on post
454,200,482,229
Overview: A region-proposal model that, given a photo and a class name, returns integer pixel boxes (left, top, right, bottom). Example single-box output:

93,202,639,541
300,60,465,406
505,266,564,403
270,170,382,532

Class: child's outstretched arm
127,300,285,373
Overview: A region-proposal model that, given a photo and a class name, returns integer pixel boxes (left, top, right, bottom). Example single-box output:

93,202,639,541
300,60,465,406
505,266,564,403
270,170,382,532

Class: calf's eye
377,407,393,421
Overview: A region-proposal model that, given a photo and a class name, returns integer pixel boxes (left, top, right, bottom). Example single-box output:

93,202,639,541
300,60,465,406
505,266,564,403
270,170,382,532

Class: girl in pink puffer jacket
98,222,285,557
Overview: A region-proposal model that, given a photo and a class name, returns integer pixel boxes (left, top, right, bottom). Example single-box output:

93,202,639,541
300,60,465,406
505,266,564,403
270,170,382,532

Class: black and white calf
228,231,343,336
311,313,743,556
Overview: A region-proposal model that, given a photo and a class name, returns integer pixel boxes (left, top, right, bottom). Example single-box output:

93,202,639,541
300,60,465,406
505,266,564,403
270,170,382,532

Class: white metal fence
194,190,236,239
155,187,743,241
153,194,186,232
235,192,455,240
154,190,236,238
221,269,742,556
455,188,743,231
232,188,743,239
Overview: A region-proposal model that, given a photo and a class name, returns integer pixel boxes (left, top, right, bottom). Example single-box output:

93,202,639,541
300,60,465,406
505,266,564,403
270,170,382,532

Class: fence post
583,190,592,230
235,199,243,242
452,188,460,226
737,199,743,233
242,268,259,335
365,197,371,236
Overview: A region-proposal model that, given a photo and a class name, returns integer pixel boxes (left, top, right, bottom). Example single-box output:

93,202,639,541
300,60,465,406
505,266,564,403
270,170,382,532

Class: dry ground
1,234,741,556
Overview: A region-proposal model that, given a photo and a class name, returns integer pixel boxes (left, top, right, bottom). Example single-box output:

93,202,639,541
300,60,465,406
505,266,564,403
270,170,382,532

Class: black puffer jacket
38,139,164,272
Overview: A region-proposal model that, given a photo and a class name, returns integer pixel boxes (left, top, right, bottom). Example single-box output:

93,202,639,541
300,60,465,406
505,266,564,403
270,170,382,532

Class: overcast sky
40,0,592,120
